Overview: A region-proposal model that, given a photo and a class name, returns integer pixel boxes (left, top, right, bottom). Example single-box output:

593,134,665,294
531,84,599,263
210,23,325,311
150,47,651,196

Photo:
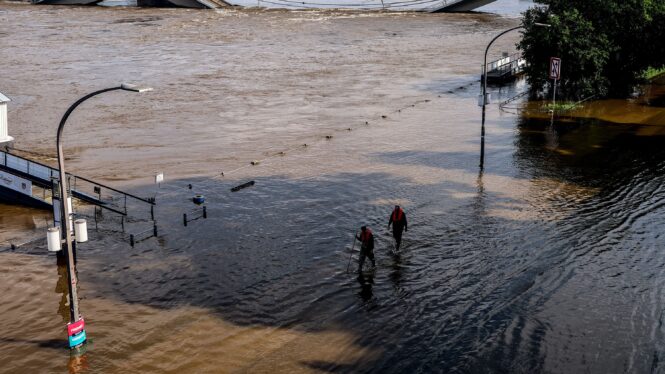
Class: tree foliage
518,0,665,99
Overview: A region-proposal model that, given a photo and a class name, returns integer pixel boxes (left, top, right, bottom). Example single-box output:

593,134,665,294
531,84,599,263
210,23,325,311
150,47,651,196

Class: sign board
68,330,87,348
549,57,562,80
67,319,85,336
0,169,32,196
155,173,164,184
477,93,491,107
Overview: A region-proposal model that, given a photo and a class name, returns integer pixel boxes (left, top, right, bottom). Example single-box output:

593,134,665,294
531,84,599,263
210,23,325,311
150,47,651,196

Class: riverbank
521,74,665,128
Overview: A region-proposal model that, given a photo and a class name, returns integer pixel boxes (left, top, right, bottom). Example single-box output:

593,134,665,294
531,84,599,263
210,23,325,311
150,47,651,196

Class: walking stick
346,231,357,273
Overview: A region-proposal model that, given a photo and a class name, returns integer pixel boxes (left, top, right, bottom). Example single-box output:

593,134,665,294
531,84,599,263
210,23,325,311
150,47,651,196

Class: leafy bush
518,0,665,99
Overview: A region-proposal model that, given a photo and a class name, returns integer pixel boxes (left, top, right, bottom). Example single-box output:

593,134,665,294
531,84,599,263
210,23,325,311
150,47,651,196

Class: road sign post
67,318,86,349
549,57,561,112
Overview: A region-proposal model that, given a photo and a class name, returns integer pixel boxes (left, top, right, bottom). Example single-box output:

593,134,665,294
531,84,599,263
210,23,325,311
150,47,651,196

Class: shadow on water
8,112,665,373
65,168,532,373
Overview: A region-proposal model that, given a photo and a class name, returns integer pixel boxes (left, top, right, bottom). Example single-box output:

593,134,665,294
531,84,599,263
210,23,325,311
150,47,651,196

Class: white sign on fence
0,169,32,196
155,173,164,184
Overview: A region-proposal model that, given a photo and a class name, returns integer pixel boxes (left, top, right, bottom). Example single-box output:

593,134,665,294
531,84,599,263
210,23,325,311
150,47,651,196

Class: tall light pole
480,23,551,169
56,83,152,349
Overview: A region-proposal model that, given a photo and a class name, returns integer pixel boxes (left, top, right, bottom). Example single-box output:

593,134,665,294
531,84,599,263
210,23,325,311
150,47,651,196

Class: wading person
356,226,376,272
388,205,407,251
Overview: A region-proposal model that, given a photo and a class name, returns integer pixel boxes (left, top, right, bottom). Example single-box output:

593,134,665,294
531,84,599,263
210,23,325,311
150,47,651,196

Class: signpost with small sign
155,172,164,187
549,57,562,111
67,318,87,349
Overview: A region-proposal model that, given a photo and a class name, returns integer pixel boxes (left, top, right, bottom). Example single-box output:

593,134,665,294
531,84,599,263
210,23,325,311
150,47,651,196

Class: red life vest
360,228,373,242
392,208,404,222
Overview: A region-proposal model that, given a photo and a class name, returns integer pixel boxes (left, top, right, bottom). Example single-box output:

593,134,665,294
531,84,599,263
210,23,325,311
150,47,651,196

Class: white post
552,78,558,110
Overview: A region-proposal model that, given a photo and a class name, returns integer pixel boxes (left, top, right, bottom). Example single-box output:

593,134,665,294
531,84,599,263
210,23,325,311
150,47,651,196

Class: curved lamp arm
55,83,151,325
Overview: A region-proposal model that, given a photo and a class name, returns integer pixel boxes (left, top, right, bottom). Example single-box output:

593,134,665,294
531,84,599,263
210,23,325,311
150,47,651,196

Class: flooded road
2,0,665,373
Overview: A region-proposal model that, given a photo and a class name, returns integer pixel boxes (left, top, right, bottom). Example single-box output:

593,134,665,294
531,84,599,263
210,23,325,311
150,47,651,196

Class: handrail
71,174,154,205
486,52,521,71
1,149,154,206
500,91,529,108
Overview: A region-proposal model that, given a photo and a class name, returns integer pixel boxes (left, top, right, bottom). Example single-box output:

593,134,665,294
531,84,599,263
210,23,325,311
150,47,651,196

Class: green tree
518,0,665,99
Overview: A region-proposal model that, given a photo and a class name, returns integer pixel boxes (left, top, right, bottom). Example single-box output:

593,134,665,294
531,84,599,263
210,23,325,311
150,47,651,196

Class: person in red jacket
388,205,408,251
355,226,376,272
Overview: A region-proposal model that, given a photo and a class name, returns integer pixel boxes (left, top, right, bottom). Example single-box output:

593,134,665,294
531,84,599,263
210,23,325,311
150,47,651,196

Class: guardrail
129,223,158,247
1,149,155,218
183,206,207,227
483,52,526,82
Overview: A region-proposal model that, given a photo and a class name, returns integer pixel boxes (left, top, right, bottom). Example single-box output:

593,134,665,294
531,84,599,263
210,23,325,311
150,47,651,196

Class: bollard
153,224,158,237
129,234,135,248
203,206,207,219
183,213,187,227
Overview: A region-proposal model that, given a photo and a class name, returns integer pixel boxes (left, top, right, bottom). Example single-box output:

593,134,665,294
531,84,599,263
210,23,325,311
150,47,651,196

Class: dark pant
393,228,404,250
359,246,375,272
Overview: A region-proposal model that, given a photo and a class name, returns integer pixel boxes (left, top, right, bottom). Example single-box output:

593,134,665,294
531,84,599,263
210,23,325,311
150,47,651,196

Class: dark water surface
2,1,665,373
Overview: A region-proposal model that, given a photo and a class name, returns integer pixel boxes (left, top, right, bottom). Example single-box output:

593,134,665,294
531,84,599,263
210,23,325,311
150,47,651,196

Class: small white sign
155,173,164,184
477,93,491,107
550,57,562,80
0,169,32,196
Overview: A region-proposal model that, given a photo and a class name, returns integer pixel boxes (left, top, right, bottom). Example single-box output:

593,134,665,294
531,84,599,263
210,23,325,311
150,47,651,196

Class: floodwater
2,0,665,373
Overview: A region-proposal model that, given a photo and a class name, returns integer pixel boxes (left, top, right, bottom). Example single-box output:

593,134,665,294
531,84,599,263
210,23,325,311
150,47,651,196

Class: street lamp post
56,83,152,349
480,23,550,169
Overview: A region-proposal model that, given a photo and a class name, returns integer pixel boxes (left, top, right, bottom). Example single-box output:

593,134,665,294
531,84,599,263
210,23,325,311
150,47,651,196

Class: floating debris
231,180,255,192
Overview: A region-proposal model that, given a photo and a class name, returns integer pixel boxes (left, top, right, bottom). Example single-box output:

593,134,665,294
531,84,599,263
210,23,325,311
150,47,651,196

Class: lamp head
120,83,153,93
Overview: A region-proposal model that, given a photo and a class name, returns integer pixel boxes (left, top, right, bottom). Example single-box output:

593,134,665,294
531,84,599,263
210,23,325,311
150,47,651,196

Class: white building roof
0,92,10,103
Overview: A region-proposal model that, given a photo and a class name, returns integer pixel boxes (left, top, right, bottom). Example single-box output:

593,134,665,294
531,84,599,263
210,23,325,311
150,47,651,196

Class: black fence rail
129,223,158,247
183,206,207,227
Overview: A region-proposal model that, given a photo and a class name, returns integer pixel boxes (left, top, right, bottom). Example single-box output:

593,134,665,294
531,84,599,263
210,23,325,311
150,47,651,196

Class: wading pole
346,231,357,273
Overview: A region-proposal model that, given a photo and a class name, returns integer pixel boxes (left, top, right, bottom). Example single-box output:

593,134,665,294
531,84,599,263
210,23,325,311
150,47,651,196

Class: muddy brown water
2,1,665,373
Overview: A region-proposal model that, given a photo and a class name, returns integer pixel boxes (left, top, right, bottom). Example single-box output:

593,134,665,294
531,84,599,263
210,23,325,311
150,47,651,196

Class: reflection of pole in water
357,274,374,301
68,346,89,374
389,254,403,296
473,168,487,223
